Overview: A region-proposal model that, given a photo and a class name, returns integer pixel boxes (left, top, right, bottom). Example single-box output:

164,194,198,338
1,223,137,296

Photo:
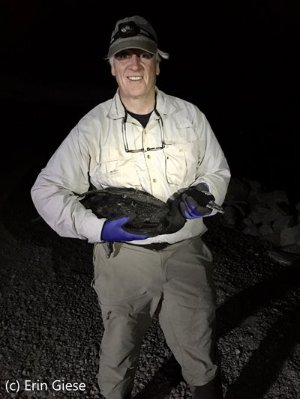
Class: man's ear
156,62,160,76
111,63,116,76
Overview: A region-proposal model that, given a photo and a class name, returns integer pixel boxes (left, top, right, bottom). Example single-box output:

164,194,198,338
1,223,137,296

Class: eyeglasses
110,21,157,45
122,110,165,153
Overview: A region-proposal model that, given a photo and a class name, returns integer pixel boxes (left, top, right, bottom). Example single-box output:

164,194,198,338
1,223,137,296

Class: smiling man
107,17,169,117
111,48,158,107
31,15,230,399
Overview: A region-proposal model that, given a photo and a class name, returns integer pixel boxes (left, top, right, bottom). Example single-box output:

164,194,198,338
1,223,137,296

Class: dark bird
79,187,186,236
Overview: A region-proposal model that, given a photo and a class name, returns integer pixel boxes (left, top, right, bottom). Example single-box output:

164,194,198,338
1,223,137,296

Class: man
31,15,230,399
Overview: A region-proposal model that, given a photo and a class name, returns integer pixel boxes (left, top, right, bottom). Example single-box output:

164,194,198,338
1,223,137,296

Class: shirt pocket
164,142,198,187
91,158,141,188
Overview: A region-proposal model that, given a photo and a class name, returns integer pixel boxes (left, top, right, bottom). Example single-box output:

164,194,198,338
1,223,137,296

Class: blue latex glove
179,185,215,219
101,216,149,242
180,193,213,219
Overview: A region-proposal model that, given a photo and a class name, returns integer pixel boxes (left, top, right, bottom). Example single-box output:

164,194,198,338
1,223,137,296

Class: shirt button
152,178,157,183
147,154,151,159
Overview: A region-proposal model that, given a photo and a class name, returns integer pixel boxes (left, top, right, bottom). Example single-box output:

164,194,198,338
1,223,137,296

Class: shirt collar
108,87,176,120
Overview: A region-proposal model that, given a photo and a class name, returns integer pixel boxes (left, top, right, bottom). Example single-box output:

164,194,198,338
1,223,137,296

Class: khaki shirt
31,88,231,244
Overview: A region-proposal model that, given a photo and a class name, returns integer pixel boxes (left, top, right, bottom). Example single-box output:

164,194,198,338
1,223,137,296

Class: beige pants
92,236,218,399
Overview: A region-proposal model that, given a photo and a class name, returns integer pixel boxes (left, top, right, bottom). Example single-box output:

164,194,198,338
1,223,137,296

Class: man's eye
114,50,154,61
141,52,153,60
115,51,131,60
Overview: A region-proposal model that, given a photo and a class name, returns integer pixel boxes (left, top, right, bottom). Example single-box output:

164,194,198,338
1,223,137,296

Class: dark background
1,0,299,202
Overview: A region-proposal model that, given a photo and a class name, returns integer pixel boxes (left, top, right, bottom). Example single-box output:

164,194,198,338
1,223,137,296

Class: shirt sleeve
192,109,231,209
31,125,105,243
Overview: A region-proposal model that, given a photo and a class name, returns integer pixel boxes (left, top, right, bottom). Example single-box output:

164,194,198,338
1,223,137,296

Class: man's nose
129,54,141,67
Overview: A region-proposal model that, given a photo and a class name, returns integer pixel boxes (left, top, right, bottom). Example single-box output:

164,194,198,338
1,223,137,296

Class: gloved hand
179,186,215,219
101,215,149,242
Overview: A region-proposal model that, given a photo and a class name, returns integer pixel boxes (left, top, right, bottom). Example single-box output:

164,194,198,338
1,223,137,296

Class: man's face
111,49,160,99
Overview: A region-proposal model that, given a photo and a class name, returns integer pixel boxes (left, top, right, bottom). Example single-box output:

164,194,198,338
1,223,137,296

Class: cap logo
120,22,138,36
110,21,157,45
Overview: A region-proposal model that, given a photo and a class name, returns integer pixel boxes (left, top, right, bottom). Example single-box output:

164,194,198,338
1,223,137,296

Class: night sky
2,1,299,201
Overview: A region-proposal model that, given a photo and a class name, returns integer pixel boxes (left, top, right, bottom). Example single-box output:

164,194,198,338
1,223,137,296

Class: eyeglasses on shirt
122,109,165,153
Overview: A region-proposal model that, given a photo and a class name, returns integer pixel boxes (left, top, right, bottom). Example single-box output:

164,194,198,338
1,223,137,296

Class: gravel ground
0,170,299,399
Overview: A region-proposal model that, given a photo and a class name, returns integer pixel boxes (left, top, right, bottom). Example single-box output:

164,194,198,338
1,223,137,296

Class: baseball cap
106,15,169,60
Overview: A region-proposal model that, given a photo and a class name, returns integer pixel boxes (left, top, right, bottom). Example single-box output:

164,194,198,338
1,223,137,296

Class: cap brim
106,36,169,59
